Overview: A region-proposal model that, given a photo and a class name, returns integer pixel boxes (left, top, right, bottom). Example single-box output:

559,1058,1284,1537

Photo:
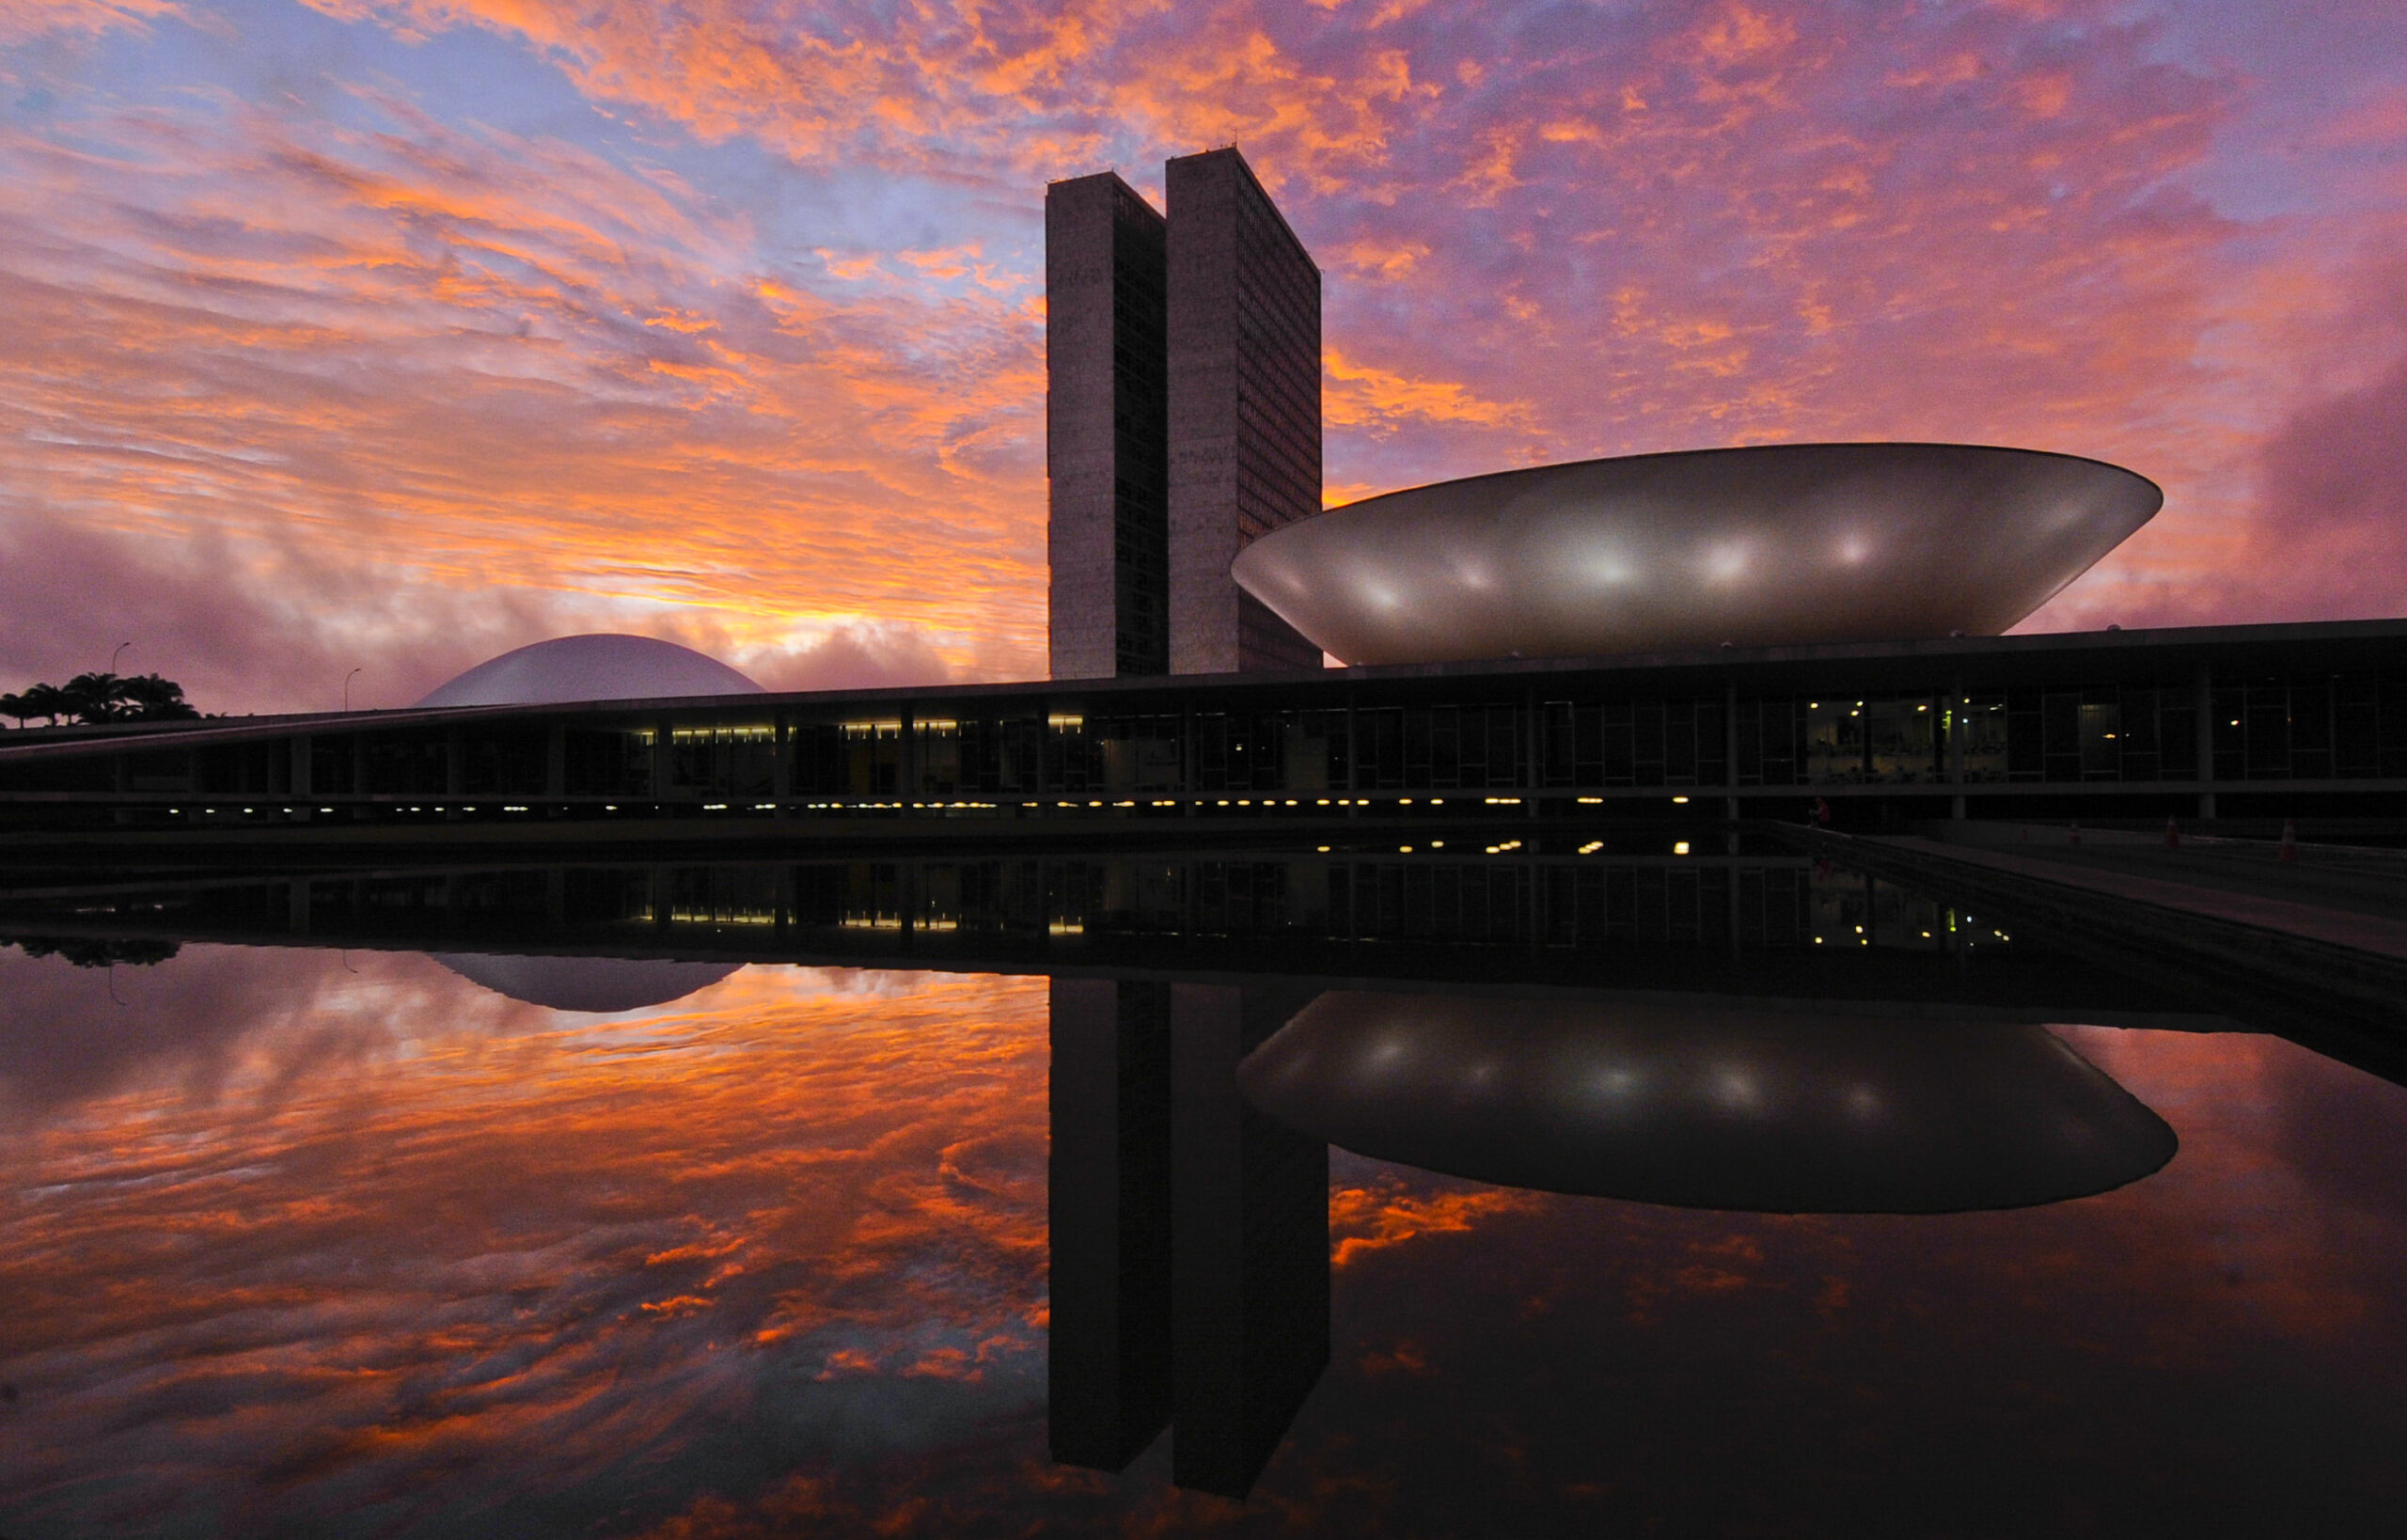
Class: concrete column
1046,172,1170,681
1947,674,1966,820
773,711,792,817
290,734,312,799
1524,689,1540,819
1165,148,1320,675
2196,664,2217,821
544,722,566,801
1723,680,1740,822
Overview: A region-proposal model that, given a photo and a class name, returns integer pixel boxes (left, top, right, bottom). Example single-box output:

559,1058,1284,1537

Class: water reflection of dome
432,952,742,1013
1236,992,2176,1214
414,634,764,708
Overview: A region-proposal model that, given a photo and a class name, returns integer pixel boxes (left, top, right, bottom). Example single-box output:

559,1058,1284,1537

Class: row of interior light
166,793,1721,815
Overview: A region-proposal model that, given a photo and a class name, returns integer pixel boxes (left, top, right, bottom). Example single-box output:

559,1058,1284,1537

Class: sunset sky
2,0,2403,714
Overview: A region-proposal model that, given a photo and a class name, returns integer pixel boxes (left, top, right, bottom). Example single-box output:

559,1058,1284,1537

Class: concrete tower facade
1165,149,1324,675
1046,172,1171,681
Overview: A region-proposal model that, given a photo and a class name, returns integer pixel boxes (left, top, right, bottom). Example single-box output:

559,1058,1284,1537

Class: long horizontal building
5,619,2403,833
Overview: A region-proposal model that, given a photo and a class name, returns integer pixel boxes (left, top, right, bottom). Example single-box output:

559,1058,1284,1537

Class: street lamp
344,668,362,713
108,641,132,676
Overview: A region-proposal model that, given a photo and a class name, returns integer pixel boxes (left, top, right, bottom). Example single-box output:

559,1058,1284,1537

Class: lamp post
101,642,133,723
343,668,362,713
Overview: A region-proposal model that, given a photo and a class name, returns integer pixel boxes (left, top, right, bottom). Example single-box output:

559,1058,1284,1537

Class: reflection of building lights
1713,1070,1761,1109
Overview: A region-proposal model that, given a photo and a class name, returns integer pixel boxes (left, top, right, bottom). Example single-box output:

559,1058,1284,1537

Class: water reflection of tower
1048,980,1329,1499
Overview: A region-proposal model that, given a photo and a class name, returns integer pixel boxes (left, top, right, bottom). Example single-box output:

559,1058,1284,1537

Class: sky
1,0,2402,714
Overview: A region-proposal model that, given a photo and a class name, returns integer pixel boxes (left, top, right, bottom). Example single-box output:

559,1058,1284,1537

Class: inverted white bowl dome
432,952,743,1013
1231,443,2162,666
415,634,764,708
1237,991,2176,1213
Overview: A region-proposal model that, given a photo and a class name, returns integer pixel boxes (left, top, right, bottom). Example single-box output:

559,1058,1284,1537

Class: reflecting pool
4,852,2406,1535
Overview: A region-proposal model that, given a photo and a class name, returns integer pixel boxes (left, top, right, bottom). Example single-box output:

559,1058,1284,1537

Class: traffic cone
2164,816,2179,850
2279,819,2298,863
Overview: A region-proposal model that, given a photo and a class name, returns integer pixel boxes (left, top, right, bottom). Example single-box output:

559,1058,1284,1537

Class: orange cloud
0,0,179,43
4,0,2406,711
0,948,1053,1530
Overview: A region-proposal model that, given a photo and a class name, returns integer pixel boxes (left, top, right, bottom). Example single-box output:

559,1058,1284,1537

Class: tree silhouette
16,683,70,727
114,674,199,720
8,935,181,966
60,672,121,723
1,673,198,727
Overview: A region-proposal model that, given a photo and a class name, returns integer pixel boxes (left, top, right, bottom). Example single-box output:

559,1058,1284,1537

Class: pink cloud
3,0,2404,709
0,84,1045,709
0,0,180,46
0,953,1053,1532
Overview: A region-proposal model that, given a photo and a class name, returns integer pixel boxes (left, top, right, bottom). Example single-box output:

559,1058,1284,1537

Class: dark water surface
4,851,2406,1536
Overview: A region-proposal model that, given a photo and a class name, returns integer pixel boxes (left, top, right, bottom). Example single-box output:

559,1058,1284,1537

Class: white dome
415,634,765,708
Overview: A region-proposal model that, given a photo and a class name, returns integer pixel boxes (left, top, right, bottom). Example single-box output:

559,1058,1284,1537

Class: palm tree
61,672,123,723
0,691,26,728
19,683,69,726
117,674,199,720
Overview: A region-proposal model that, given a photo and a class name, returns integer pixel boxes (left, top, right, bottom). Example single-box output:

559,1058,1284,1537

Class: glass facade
9,647,2405,816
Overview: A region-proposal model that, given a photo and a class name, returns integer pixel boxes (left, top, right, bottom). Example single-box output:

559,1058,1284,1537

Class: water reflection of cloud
0,956,1050,1536
8,960,2407,1534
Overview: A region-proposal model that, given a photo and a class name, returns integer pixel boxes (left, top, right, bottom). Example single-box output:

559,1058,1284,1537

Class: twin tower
1046,148,1323,681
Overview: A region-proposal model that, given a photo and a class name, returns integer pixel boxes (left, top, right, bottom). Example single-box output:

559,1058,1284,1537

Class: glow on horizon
1,0,2403,713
